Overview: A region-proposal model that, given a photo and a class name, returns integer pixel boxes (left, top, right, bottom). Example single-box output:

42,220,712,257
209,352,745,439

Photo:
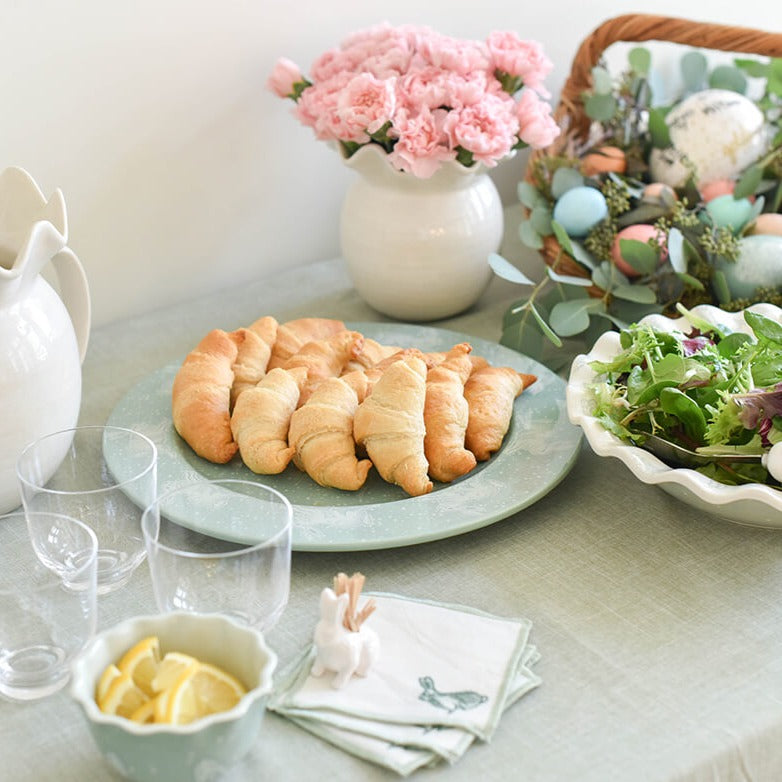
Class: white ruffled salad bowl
566,303,782,528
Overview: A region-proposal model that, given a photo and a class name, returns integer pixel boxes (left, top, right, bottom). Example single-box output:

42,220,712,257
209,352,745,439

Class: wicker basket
527,13,782,286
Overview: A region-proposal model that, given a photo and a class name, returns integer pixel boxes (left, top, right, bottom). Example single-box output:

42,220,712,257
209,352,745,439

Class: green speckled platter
106,323,581,552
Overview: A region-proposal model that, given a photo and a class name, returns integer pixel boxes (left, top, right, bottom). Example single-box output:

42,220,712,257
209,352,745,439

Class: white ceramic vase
0,167,91,513
339,145,503,321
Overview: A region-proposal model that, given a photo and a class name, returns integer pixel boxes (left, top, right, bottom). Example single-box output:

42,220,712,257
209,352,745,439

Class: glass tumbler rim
141,478,293,560
16,424,158,496
0,509,99,583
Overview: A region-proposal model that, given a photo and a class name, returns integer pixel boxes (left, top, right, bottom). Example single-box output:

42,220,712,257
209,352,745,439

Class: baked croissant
172,329,244,463
231,316,279,406
362,347,428,393
230,366,308,474
288,370,372,491
267,317,346,370
464,366,537,461
423,343,477,483
353,356,433,497
343,338,402,372
283,330,364,405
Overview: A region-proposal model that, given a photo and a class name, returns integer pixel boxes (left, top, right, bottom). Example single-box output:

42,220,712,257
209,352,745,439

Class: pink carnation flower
267,57,304,98
486,32,553,95
337,73,397,138
387,107,455,178
516,88,561,148
418,33,489,76
296,72,360,141
443,93,519,166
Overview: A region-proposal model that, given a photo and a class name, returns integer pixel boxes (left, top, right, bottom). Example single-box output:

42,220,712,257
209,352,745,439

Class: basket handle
559,13,782,136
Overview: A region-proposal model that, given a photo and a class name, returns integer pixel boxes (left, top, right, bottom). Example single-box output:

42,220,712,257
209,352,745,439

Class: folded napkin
269,593,541,776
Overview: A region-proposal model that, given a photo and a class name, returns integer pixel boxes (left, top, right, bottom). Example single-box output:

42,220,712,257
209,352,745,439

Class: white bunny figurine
311,586,380,689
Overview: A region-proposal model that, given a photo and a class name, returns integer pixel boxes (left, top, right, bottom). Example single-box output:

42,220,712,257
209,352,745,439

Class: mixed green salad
589,307,782,487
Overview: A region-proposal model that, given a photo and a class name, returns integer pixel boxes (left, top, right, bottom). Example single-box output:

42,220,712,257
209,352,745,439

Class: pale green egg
719,234,782,298
552,186,608,238
705,194,754,232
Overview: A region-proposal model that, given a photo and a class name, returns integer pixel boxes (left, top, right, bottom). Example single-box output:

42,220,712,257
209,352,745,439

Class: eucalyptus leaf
530,301,563,346
591,66,613,95
584,93,618,122
708,65,748,94
611,283,658,304
628,46,651,75
549,299,593,336
768,59,782,97
545,266,594,287
746,194,766,225
550,219,575,256
733,165,763,199
667,227,686,273
518,180,543,209
551,167,584,199
591,263,612,291
712,269,732,305
734,57,768,78
618,238,659,275
488,253,536,285
501,318,544,357
676,272,705,291
530,204,553,236
616,203,668,227
569,240,598,271
648,108,671,148
681,50,708,91
519,219,544,249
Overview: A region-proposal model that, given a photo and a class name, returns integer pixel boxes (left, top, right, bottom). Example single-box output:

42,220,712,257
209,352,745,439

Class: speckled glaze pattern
106,323,582,551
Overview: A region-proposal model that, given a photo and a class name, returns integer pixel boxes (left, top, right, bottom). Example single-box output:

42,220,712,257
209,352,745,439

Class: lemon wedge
150,651,198,694
95,663,123,704
98,671,150,718
118,635,160,697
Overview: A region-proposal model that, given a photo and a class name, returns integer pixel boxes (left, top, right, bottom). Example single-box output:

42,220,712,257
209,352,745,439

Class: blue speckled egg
719,234,782,298
552,186,608,237
705,194,754,232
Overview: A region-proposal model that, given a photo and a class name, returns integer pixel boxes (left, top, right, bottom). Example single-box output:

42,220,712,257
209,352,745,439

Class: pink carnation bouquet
268,23,560,178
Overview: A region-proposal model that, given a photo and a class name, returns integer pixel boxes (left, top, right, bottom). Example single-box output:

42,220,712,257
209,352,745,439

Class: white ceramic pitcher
0,167,90,513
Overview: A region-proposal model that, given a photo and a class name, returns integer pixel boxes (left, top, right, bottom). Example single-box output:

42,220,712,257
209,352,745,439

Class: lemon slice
150,651,198,694
99,671,150,718
129,696,159,724
164,662,247,725
95,663,123,703
118,635,161,697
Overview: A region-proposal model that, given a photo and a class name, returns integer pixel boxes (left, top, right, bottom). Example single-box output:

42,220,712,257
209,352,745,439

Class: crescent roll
424,343,477,483
464,366,537,461
172,328,245,463
353,356,432,497
230,366,308,474
267,317,346,370
231,316,279,406
288,370,372,491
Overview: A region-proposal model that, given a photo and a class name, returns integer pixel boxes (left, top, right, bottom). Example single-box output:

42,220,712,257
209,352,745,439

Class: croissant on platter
172,328,244,463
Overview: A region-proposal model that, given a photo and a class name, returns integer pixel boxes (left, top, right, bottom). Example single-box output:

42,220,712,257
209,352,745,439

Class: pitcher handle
50,246,91,363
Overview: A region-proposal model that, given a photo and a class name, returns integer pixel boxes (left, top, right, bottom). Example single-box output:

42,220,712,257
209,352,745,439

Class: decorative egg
699,179,735,202
705,194,754,232
581,146,627,177
718,234,782,298
649,89,768,188
642,182,677,204
611,224,666,277
749,213,782,236
552,186,608,238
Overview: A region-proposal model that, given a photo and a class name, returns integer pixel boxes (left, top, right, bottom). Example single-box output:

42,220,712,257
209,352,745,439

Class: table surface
5,258,782,782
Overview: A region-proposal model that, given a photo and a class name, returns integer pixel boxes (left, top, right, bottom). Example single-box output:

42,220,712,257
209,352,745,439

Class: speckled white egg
649,89,768,188
718,234,782,298
552,186,608,237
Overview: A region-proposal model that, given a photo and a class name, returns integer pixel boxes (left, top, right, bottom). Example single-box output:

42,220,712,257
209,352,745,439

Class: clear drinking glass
141,479,292,631
16,425,157,595
0,511,98,701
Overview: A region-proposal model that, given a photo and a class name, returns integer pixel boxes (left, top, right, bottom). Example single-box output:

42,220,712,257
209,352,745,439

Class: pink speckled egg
749,212,782,236
581,146,627,177
699,179,735,202
611,224,666,277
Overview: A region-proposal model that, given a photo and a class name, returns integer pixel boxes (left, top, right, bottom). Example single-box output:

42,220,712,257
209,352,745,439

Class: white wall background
2,0,781,327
